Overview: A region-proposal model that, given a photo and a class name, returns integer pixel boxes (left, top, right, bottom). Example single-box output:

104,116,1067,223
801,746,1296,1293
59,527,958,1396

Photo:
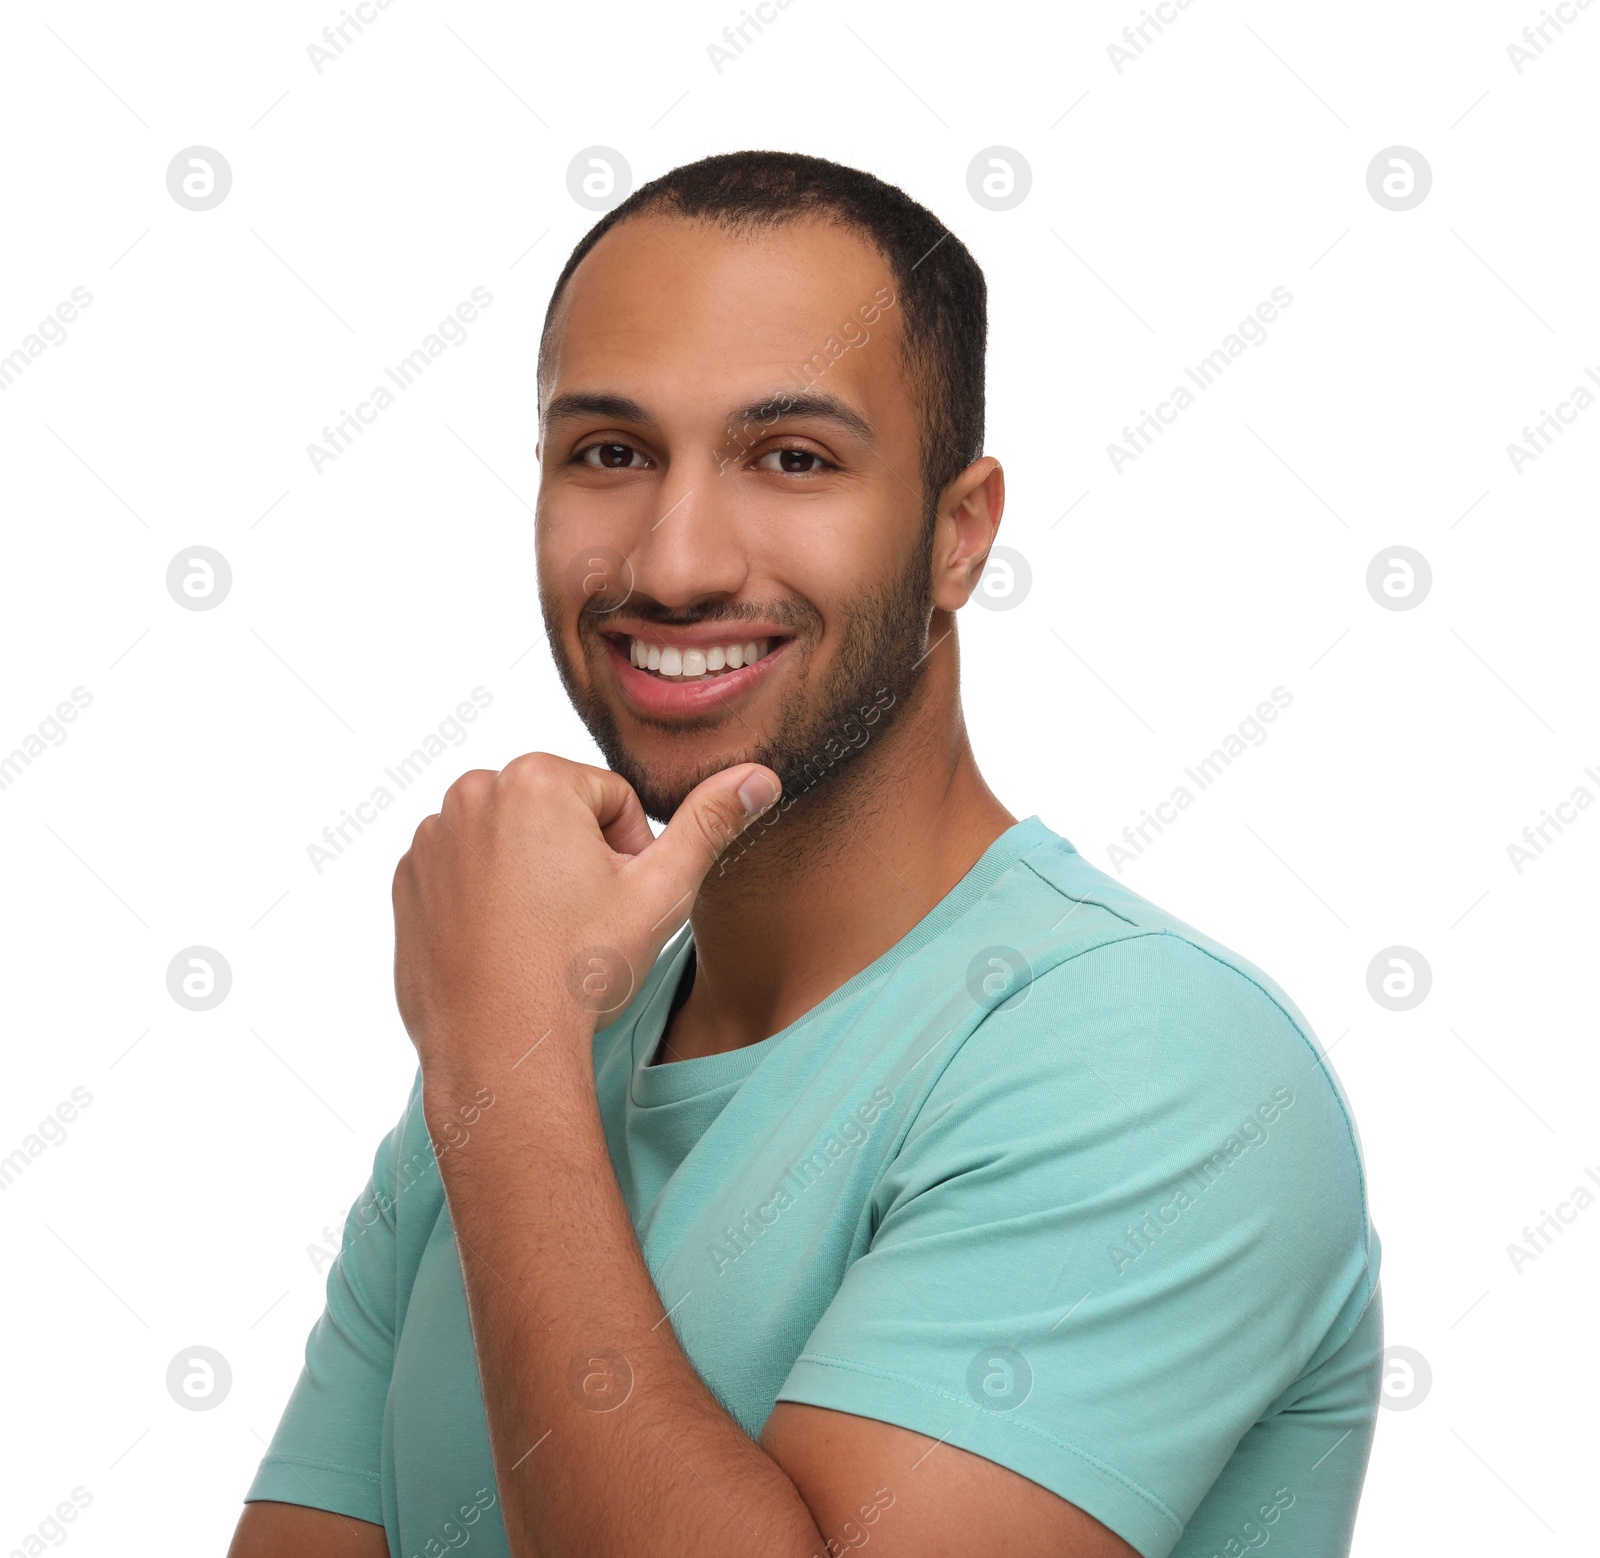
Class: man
231,151,1381,1558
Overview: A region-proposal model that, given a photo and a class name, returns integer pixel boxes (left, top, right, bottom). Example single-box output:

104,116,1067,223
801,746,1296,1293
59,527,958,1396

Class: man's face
535,214,934,823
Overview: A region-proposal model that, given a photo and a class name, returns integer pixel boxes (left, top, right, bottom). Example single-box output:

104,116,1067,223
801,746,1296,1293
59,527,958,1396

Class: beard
541,526,936,825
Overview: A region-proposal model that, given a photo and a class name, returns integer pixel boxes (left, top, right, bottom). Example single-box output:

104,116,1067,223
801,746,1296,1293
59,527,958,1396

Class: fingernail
737,770,781,816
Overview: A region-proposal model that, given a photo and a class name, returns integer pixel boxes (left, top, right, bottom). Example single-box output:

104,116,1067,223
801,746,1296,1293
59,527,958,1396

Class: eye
752,446,832,474
577,441,649,469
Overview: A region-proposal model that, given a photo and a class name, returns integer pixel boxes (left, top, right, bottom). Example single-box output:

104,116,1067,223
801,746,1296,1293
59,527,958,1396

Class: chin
610,742,757,825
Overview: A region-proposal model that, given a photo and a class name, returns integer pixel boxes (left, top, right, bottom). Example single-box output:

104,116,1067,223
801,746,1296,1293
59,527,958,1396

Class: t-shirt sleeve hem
244,1455,384,1527
776,1353,1183,1558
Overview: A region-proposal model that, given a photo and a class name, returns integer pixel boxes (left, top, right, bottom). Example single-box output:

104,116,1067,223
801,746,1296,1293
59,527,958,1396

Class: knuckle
442,768,493,814
503,751,561,792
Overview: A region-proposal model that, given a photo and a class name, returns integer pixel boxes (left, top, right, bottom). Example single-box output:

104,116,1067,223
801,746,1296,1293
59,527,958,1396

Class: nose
628,460,750,610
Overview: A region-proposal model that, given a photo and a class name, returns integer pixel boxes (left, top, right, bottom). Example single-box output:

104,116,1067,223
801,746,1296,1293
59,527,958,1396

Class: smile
600,628,792,717
625,636,774,682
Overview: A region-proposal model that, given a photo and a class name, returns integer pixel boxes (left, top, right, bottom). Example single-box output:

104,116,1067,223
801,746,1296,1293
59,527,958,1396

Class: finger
631,762,781,924
569,762,657,857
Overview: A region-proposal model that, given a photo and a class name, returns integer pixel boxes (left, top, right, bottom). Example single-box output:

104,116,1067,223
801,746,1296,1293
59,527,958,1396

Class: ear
930,458,1005,612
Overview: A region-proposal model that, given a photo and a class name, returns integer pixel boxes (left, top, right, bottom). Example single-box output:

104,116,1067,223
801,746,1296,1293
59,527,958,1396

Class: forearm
428,1045,826,1558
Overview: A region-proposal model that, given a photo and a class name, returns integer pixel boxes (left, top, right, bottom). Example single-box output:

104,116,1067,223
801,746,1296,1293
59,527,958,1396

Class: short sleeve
245,1070,425,1523
775,932,1378,1558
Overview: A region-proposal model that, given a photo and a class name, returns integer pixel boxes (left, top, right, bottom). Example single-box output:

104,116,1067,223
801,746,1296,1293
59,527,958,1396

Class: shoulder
1000,824,1350,1106
926,827,1377,1274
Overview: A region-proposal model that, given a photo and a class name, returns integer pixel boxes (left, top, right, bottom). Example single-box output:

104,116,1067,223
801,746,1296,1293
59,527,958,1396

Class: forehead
541,212,905,405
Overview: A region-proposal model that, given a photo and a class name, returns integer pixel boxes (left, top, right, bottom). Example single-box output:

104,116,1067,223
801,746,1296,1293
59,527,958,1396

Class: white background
2,0,1595,1551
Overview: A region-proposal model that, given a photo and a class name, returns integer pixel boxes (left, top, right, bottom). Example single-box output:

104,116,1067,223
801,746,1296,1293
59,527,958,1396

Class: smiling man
231,152,1382,1558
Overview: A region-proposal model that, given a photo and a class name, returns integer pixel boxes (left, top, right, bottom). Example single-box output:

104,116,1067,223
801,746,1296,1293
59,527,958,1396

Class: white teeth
628,637,773,679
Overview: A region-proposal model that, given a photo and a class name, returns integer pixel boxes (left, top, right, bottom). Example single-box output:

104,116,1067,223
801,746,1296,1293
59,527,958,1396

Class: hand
391,753,780,1095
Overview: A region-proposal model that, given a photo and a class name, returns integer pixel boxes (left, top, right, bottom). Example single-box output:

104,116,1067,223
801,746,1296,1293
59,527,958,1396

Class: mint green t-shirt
247,817,1381,1557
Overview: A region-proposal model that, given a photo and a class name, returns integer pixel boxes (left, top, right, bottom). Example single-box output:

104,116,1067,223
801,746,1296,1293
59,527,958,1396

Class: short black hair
539,150,987,519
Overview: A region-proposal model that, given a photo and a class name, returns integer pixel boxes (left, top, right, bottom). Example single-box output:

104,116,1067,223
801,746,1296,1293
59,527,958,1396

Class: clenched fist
391,752,780,1096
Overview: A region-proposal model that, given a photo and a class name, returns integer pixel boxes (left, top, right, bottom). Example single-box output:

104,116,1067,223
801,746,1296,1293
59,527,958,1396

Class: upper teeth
629,638,771,679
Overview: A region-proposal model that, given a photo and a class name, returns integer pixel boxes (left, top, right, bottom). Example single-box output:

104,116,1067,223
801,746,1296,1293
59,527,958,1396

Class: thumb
637,762,782,914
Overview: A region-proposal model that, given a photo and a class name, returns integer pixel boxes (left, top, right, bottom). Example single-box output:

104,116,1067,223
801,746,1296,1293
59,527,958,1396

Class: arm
435,1042,1138,1556
225,1501,387,1558
400,753,1140,1558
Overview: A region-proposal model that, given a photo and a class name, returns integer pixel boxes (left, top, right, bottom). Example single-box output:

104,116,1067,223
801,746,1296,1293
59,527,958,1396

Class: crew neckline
625,814,1060,1108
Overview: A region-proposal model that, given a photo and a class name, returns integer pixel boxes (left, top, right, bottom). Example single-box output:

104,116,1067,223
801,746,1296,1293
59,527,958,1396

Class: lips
599,628,792,718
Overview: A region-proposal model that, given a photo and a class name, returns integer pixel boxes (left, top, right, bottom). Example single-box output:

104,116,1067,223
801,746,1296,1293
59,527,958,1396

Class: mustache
578,596,822,635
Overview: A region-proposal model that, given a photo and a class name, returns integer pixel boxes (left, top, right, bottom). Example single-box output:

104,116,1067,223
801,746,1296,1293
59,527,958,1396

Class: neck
657,635,1016,1063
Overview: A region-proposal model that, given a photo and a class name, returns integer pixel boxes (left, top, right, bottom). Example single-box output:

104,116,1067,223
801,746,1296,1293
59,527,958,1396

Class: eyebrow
726,390,876,445
542,390,653,429
541,387,876,446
